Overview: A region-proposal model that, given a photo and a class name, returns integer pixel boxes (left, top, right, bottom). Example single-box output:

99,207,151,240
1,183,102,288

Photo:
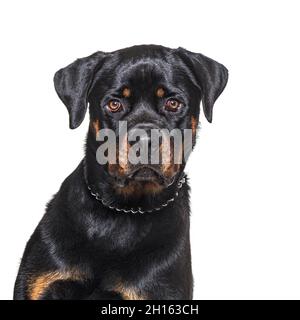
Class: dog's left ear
54,51,106,129
177,47,228,123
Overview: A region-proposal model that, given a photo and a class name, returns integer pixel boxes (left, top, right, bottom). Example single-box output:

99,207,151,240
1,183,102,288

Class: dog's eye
107,100,123,113
164,99,182,112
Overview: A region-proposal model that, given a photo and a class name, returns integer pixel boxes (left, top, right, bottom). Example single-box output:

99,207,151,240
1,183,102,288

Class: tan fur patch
160,139,182,178
143,181,163,194
115,181,138,197
156,87,165,98
160,142,172,175
162,163,180,178
115,180,163,197
122,87,131,98
28,270,82,300
92,119,101,135
114,283,145,300
191,116,197,136
118,133,130,173
108,133,130,177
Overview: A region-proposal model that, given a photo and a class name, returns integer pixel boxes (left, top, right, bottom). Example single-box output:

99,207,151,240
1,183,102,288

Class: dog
14,45,228,300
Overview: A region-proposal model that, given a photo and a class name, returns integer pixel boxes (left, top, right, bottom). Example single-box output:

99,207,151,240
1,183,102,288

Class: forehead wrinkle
117,58,170,83
91,53,191,101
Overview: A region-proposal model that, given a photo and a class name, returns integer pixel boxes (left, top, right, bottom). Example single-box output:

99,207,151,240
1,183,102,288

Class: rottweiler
14,45,228,300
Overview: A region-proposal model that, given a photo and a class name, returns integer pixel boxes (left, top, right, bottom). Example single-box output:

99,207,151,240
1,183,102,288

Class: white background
0,0,299,300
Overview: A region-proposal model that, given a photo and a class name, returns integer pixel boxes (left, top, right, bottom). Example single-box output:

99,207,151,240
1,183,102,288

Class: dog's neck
82,156,187,214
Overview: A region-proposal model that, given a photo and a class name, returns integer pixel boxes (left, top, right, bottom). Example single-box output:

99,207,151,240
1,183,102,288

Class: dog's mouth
113,165,176,188
129,166,164,183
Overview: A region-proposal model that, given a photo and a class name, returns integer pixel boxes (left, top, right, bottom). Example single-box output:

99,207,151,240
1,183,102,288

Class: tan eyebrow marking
156,87,165,98
122,87,131,98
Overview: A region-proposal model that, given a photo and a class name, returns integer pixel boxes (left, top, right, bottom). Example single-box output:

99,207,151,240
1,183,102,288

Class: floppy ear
177,47,228,123
54,51,106,129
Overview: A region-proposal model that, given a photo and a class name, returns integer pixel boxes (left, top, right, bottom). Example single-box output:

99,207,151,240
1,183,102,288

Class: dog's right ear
54,51,106,129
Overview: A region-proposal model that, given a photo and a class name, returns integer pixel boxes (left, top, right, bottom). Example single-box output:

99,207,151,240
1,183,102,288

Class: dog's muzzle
109,123,181,187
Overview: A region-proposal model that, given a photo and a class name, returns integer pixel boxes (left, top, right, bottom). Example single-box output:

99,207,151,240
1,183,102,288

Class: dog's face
54,45,228,196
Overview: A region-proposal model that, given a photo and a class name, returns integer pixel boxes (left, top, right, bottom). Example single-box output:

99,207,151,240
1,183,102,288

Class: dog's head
54,45,228,198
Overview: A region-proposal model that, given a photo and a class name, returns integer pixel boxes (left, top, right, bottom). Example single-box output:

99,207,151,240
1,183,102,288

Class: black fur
14,45,228,300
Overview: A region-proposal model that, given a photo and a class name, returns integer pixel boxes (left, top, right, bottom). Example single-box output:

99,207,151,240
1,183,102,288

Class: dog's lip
112,166,177,187
128,166,164,183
